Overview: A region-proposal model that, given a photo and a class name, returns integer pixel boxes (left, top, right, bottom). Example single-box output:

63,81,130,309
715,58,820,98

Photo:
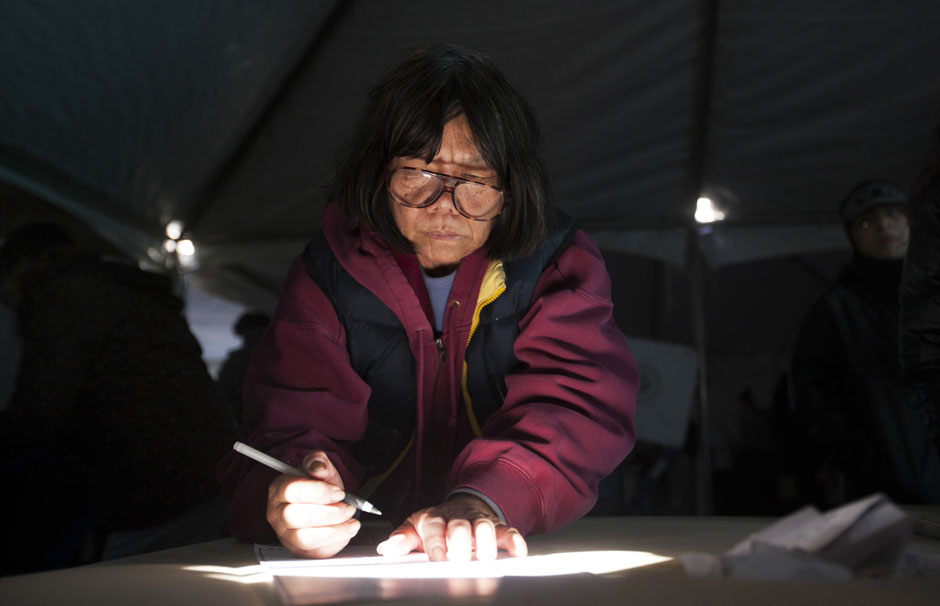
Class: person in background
790,181,940,506
217,43,637,561
900,125,940,460
216,310,270,437
0,223,235,574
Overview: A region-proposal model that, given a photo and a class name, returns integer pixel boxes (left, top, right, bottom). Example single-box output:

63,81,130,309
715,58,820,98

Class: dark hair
330,43,554,260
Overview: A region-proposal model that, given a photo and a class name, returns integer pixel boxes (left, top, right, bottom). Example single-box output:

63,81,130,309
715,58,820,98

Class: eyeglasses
852,206,906,230
386,167,505,221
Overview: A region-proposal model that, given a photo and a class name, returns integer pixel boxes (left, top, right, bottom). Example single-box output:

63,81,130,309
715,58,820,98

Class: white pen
232,441,382,515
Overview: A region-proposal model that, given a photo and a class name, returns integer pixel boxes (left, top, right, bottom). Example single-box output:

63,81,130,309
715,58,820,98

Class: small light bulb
177,239,195,257
166,220,184,240
695,197,726,224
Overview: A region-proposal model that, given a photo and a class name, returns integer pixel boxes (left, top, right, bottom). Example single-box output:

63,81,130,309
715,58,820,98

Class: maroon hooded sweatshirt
218,203,637,541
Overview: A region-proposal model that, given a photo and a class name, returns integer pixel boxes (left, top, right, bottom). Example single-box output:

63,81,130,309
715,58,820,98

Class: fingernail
349,520,361,534
307,460,326,473
431,546,446,561
331,489,345,502
377,535,399,555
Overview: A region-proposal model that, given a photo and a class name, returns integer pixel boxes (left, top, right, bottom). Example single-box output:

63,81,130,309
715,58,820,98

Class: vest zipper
461,283,507,438
422,335,449,502
432,336,447,415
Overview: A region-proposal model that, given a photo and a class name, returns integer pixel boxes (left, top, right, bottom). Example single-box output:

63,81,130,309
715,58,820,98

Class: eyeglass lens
855,206,904,230
389,169,501,218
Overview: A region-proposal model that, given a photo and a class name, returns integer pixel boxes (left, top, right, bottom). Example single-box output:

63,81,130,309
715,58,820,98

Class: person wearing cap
789,181,940,506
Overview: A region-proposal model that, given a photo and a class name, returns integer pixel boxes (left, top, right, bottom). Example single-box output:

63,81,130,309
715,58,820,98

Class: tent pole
681,0,719,517
689,226,713,515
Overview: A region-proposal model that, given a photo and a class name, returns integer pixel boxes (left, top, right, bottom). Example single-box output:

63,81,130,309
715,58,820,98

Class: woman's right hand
265,450,360,558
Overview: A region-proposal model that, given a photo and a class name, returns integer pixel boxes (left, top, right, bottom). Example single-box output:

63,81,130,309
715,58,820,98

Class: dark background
2,1,938,516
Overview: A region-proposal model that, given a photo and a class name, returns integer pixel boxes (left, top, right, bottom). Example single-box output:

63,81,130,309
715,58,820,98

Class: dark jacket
218,202,638,540
0,255,234,530
790,253,940,504
901,174,940,387
900,172,940,456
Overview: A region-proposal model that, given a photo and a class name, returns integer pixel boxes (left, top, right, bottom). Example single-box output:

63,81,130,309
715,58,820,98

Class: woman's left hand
376,493,527,561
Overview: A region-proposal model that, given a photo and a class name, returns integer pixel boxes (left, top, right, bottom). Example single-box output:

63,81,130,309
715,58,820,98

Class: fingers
267,493,357,559
281,518,361,559
471,518,498,561
421,515,449,561
268,474,346,507
445,518,473,561
266,479,356,559
266,482,354,534
377,519,447,560
495,525,528,558
279,502,354,529
285,479,346,505
378,512,527,562
376,525,422,557
300,450,335,479
264,450,357,559
450,518,523,562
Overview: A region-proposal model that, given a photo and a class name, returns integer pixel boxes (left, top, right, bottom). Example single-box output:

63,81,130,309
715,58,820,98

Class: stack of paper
681,493,913,580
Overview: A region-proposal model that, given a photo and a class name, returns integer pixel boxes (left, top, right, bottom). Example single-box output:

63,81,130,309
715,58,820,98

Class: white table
2,516,938,605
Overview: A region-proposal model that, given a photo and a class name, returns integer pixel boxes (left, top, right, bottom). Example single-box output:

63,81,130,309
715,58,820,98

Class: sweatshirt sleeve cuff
446,488,507,524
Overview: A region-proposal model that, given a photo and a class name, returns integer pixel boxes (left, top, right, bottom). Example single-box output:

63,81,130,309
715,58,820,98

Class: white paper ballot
255,544,670,605
256,544,668,578
680,493,917,580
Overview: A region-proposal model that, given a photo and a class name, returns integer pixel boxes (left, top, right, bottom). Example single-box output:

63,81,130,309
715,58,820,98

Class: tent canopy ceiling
2,1,938,310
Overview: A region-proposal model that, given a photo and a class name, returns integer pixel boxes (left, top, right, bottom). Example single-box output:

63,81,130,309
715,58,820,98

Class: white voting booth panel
628,336,697,449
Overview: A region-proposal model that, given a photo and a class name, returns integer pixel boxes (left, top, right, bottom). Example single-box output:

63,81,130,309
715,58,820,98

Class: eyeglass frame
850,205,907,230
386,167,507,221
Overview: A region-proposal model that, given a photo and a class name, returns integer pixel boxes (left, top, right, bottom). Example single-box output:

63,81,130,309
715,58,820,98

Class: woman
218,43,637,561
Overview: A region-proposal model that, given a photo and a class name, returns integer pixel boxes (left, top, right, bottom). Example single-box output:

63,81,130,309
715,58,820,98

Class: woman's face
389,115,497,276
